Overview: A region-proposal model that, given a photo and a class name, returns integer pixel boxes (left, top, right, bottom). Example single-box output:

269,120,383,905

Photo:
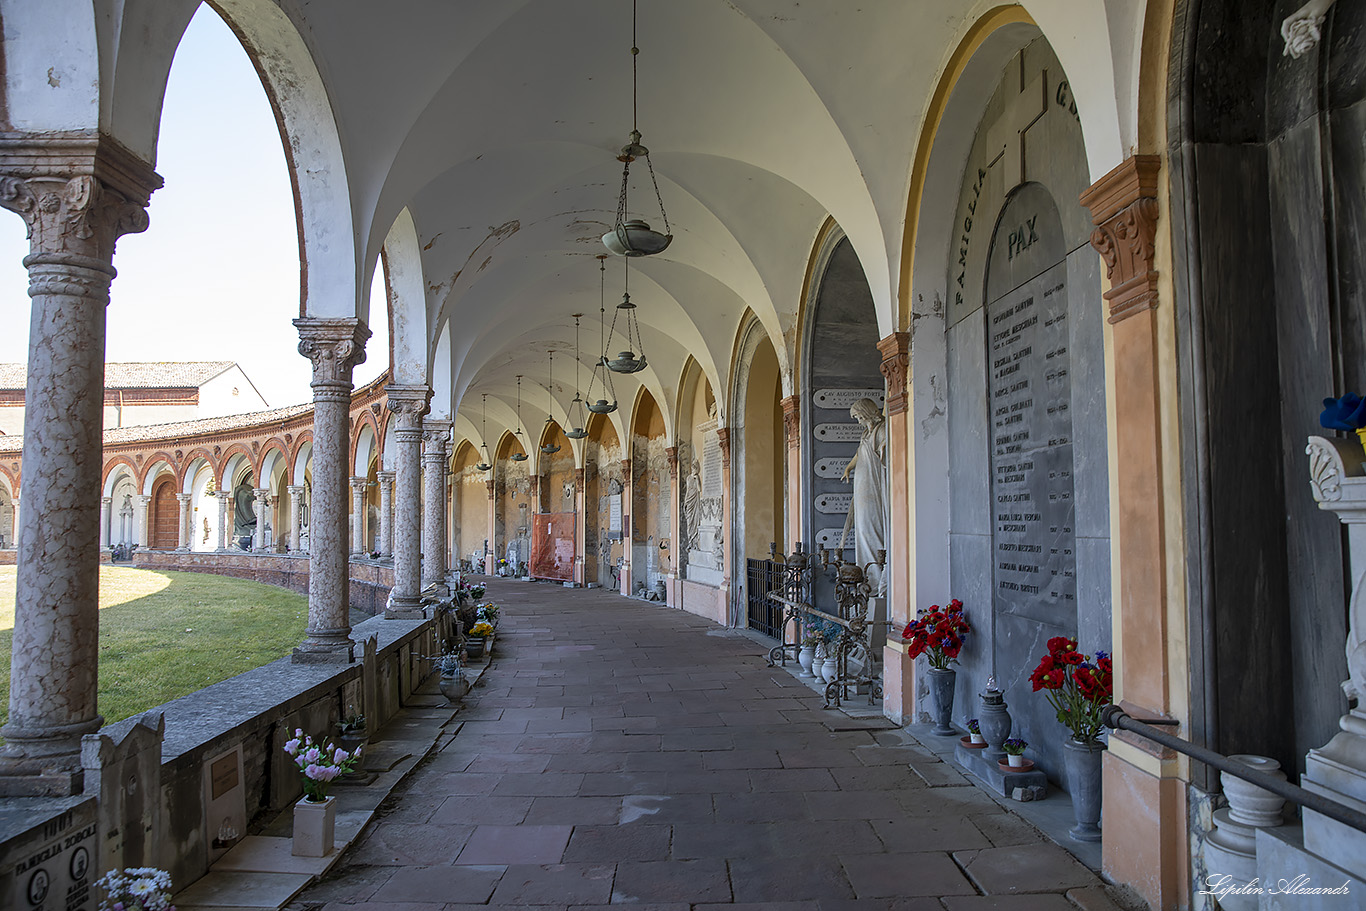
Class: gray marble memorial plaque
815,527,856,550
701,433,723,497
813,422,863,442
815,492,852,514
814,457,852,479
813,388,885,411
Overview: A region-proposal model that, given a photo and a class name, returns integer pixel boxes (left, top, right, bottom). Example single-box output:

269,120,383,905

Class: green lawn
0,566,309,728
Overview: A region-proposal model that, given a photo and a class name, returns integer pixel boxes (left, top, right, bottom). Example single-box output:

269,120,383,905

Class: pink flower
284,738,300,755
334,747,348,763
303,747,321,763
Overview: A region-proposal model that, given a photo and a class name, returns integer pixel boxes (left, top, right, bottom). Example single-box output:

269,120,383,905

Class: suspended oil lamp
510,376,529,461
475,393,493,472
586,255,619,414
565,313,590,439
601,0,672,257
540,351,562,454
603,256,648,374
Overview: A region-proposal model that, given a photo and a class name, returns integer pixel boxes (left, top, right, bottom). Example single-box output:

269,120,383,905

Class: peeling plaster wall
496,458,532,569
453,458,488,568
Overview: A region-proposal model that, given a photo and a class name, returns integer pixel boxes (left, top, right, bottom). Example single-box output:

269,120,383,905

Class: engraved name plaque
814,457,852,479
813,423,863,442
813,388,885,411
815,493,853,514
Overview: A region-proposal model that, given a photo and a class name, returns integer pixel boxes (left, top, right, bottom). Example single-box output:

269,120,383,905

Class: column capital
486,479,496,499
375,470,396,483
288,484,305,496
716,427,732,471
216,489,232,501
349,476,368,492
780,395,801,446
1078,154,1162,324
575,467,586,493
0,133,161,262
133,494,150,507
294,318,370,393
422,420,453,454
384,384,431,431
101,496,113,506
176,492,192,503
877,332,911,416
665,446,678,472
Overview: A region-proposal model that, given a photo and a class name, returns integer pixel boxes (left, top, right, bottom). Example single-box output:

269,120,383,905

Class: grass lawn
0,566,308,729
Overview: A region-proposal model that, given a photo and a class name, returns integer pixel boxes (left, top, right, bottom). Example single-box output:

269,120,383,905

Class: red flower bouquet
1030,637,1113,743
901,599,970,670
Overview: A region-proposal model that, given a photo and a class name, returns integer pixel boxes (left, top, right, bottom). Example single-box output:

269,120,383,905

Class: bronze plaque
210,752,239,800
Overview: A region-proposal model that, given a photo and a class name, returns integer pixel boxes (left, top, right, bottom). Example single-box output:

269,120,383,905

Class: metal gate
746,557,786,638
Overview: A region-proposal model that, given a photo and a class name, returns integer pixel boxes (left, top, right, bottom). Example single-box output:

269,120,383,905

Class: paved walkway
290,582,1129,911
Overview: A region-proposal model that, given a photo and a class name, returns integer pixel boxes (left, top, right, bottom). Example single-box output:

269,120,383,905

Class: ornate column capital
133,495,150,508
375,470,395,484
176,493,192,504
385,384,431,433
877,332,911,416
422,420,453,457
295,318,370,398
1079,155,1162,324
780,395,801,446
0,133,161,263
717,428,732,471
215,489,232,502
575,467,586,493
288,484,305,499
349,476,368,493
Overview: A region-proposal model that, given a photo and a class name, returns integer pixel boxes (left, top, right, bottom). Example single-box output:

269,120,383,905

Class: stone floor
288,581,1133,911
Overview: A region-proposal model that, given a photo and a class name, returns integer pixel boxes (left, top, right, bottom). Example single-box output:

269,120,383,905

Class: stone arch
451,439,489,572
352,419,379,478
0,473,14,549
102,458,141,498
259,444,290,549
138,454,180,494
147,473,181,550
217,445,256,488
183,456,218,552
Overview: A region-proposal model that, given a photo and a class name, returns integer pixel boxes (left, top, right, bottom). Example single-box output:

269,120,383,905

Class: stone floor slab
489,862,616,905
368,864,506,903
957,843,1100,894
612,858,733,904
456,824,573,865
176,871,315,910
562,824,673,863
840,851,977,898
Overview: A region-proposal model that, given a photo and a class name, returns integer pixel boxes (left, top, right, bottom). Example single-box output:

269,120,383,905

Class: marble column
877,332,913,724
485,478,497,574
293,318,369,664
348,478,367,556
1079,155,1186,906
0,136,160,794
385,385,429,618
665,447,679,606
134,495,151,548
421,421,452,588
288,485,304,554
216,489,232,551
620,458,633,595
99,496,112,549
718,429,734,626
376,470,395,558
574,467,587,585
252,488,269,551
176,493,192,552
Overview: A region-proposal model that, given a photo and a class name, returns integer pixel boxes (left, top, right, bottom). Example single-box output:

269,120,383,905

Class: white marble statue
838,397,889,595
1282,0,1337,58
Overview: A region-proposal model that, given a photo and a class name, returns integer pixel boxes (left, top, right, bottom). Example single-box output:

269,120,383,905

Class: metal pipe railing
1102,706,1366,834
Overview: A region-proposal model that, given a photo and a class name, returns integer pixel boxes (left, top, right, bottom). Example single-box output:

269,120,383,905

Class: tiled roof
0,362,236,391
0,403,316,454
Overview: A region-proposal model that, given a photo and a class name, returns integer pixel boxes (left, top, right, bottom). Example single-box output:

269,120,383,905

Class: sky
0,5,388,409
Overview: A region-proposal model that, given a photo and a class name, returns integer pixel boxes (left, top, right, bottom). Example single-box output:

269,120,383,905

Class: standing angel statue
837,397,889,595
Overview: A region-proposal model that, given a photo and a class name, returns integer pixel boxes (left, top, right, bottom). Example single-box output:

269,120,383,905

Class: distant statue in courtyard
838,397,888,596
233,481,257,540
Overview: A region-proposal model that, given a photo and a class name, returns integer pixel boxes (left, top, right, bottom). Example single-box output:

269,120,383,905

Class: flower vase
978,689,1012,761
1222,755,1287,827
464,636,486,660
292,795,336,857
821,655,840,683
926,667,956,736
1063,738,1106,842
439,673,470,703
797,645,815,677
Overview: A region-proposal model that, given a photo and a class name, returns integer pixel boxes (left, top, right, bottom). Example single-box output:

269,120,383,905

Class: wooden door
149,477,179,550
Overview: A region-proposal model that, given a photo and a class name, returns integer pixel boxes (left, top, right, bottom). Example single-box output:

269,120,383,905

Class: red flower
1047,636,1077,656
1060,650,1084,666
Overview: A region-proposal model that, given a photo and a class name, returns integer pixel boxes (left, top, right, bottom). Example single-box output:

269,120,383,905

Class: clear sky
0,5,388,409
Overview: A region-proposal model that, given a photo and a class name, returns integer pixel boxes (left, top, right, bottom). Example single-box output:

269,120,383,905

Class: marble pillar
878,332,913,724
620,458,633,595
253,488,270,551
1079,156,1188,907
348,478,365,555
718,429,734,626
665,447,680,606
288,485,304,554
485,479,497,574
377,470,395,558
216,490,232,552
293,318,369,664
176,493,192,551
385,385,429,618
574,467,587,585
422,421,452,588
99,496,112,549
134,495,150,548
0,136,160,794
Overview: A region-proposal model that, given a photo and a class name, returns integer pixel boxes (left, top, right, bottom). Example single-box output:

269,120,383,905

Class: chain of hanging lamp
541,350,561,454
476,393,492,471
566,314,590,439
511,376,529,461
586,255,619,413
602,0,671,258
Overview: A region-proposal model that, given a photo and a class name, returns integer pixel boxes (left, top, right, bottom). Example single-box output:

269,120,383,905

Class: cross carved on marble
984,57,1050,191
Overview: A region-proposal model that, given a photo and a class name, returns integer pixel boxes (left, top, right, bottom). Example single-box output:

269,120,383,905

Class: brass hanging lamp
475,393,492,472
603,255,647,374
586,255,619,414
565,313,590,439
511,376,529,461
540,351,562,455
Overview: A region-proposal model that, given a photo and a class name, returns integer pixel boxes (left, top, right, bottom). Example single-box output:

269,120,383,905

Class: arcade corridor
291,581,1123,909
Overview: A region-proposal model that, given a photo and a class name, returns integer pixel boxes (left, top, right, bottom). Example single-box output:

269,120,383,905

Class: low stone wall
123,550,395,616
676,578,727,625
0,548,13,565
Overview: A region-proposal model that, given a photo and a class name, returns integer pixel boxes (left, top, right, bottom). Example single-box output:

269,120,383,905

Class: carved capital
877,333,910,416
422,420,453,457
1079,155,1162,324
1307,435,1366,503
486,479,496,499
575,467,586,493
295,318,370,393
0,133,161,263
349,477,368,494
781,395,801,446
717,427,731,471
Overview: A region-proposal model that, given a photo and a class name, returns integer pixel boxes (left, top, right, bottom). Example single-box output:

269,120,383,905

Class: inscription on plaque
989,260,1075,615
815,493,852,514
815,527,856,550
211,752,239,799
814,457,852,479
813,423,863,442
608,494,622,534
701,433,723,497
813,388,885,411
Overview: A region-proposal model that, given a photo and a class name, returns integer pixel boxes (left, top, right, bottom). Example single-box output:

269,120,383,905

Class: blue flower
1321,394,1366,431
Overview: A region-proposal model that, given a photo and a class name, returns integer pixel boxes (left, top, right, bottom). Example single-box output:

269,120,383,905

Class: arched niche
630,391,669,596
585,411,624,587
451,440,490,571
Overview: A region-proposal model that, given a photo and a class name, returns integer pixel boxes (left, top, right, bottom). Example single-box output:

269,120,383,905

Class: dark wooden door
150,477,179,550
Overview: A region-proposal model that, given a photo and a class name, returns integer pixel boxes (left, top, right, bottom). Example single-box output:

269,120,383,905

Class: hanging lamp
475,393,493,472
603,255,648,374
602,0,672,257
511,376,529,461
565,313,590,439
586,255,619,414
540,350,562,454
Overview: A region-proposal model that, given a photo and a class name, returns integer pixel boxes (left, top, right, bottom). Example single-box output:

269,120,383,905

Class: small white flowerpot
970,733,985,744
1007,753,1025,768
293,795,336,857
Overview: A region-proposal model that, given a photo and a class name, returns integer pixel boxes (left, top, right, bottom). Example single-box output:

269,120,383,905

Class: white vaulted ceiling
61,0,1138,446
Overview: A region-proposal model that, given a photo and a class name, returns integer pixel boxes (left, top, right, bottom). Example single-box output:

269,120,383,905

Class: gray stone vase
977,689,1012,762
927,667,956,735
1063,738,1106,842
